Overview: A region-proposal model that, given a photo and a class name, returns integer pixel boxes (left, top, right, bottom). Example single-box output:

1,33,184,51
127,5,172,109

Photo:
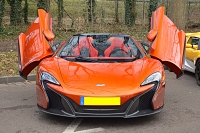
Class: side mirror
43,29,55,41
146,29,158,42
186,44,192,48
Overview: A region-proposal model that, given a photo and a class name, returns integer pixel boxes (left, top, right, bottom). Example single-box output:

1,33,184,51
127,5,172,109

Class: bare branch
53,0,73,20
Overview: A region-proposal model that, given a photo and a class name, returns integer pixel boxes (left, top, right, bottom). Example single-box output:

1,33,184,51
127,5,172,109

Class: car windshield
191,37,200,45
59,34,142,62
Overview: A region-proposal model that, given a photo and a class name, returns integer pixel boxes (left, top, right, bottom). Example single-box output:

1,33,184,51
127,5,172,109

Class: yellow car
184,32,200,85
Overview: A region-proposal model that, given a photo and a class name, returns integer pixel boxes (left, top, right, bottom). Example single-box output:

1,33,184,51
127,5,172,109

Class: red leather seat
104,37,130,57
72,37,98,57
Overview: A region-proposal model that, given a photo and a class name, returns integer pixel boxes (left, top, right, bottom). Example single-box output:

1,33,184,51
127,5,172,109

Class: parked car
18,6,185,118
184,32,200,85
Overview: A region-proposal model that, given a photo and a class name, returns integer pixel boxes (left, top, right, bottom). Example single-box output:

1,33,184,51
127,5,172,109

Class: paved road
0,71,200,133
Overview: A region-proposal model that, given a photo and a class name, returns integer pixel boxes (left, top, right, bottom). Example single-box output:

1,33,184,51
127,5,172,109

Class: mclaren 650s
18,6,185,118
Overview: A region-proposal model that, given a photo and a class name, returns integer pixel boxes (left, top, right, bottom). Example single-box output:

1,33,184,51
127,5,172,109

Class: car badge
96,84,105,87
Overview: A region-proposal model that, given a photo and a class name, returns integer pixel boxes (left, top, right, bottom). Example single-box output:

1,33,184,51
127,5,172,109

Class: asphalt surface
0,70,200,133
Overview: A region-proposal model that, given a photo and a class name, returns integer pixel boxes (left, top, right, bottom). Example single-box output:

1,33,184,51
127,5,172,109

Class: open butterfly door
18,9,55,79
147,6,186,78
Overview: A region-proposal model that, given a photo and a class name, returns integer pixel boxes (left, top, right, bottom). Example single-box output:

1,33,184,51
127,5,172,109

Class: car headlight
141,72,161,86
40,72,60,85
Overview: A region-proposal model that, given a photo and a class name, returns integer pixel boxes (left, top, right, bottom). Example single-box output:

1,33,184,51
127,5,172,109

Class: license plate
80,96,120,105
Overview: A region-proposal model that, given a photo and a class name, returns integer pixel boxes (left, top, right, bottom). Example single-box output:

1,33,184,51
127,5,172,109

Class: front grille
138,83,157,110
67,97,133,114
44,82,65,110
40,81,160,117
46,89,64,110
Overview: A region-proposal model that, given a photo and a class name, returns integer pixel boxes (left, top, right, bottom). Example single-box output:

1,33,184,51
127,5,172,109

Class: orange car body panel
152,81,166,110
149,6,185,78
35,56,165,108
18,9,53,78
36,84,49,109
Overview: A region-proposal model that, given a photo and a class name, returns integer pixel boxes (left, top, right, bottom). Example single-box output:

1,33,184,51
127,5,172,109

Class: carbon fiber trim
38,82,163,118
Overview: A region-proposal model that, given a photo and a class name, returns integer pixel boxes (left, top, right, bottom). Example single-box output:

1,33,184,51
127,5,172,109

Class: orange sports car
18,6,185,118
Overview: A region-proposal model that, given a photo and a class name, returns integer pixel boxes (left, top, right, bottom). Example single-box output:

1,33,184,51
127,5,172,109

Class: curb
0,74,36,84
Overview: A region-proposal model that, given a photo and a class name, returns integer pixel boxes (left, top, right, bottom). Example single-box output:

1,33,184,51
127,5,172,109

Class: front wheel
195,59,200,86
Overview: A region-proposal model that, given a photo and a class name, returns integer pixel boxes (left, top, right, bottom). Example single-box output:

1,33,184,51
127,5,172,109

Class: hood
57,58,144,96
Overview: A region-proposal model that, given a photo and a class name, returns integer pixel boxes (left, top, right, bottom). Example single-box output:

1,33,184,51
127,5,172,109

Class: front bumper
37,82,164,118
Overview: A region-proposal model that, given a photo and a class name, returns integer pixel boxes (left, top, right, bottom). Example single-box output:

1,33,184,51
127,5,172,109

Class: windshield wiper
65,56,98,62
75,56,98,62
64,56,139,62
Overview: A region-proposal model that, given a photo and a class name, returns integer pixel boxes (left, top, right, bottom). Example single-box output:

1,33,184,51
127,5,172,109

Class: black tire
195,59,200,86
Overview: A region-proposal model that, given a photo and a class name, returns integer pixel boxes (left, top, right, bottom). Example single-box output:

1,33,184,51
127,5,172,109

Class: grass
0,25,29,39
0,52,18,76
0,52,37,77
1,1,200,76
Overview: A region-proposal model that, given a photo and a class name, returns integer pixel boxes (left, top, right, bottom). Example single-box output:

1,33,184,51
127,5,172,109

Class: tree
54,0,73,28
58,0,63,28
115,0,119,23
148,0,158,30
15,0,22,24
37,0,47,11
124,0,136,27
167,0,187,30
160,0,169,15
46,0,50,12
23,0,28,24
8,0,16,25
7,0,22,26
0,0,5,27
87,0,96,23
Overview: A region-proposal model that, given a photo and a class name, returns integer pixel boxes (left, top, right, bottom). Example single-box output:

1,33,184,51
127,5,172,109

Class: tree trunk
115,0,119,23
15,0,22,24
37,0,46,11
124,0,136,27
23,0,28,24
87,0,96,23
7,0,22,26
142,0,145,27
9,0,16,25
46,0,50,12
167,0,187,30
0,0,5,27
58,0,63,28
148,0,158,30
